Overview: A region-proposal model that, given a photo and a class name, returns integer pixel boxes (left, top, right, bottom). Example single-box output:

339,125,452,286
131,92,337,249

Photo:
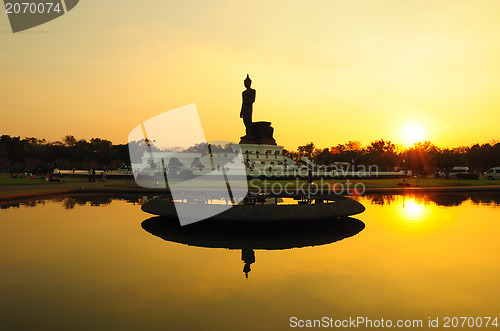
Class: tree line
1,134,499,176
293,139,500,176
0,135,129,172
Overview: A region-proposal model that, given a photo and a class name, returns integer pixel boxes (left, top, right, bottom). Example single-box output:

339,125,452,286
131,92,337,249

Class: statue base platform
239,121,277,145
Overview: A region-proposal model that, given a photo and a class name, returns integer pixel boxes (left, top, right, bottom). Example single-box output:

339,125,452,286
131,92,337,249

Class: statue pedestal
239,121,277,145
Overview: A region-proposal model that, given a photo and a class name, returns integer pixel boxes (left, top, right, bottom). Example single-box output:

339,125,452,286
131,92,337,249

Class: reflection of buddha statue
239,74,256,136
241,248,256,279
140,216,366,279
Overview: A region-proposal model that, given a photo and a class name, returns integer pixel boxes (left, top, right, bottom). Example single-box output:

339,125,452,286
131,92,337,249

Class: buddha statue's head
244,74,252,88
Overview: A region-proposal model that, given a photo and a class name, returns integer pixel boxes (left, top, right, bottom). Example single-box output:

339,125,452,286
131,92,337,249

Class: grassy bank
103,177,500,190
0,173,84,186
1,175,500,198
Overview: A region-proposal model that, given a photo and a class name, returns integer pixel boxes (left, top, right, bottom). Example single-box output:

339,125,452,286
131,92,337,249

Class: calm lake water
1,193,499,330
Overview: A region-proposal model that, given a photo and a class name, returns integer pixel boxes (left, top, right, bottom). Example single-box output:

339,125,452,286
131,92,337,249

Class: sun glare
402,123,426,146
398,198,430,225
403,200,425,218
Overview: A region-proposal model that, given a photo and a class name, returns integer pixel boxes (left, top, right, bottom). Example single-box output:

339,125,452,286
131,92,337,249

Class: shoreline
1,180,500,203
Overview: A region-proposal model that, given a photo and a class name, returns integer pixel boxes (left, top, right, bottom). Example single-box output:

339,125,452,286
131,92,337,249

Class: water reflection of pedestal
141,216,365,278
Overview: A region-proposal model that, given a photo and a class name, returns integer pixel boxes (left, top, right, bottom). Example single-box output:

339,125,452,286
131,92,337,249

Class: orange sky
1,0,500,150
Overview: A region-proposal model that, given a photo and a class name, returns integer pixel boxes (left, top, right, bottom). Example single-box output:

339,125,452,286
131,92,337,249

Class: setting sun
402,123,426,146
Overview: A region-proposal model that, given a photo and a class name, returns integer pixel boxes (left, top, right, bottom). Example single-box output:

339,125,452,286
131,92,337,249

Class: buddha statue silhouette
240,74,256,136
238,75,277,145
